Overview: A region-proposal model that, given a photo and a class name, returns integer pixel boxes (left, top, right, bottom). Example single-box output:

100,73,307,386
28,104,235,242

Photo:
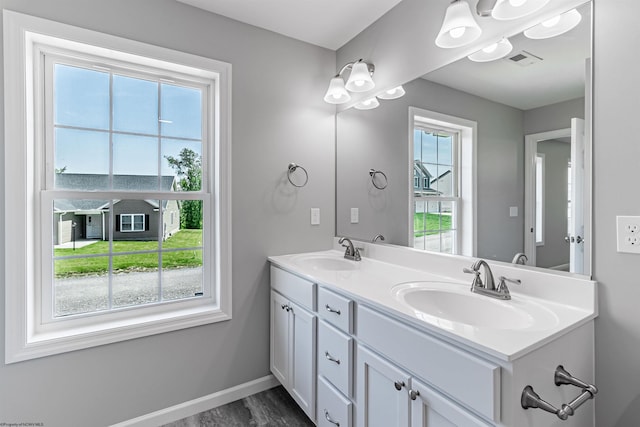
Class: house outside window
4,11,232,363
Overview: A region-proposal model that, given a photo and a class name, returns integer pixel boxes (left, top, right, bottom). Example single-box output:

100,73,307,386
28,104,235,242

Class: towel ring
287,163,308,187
369,169,388,190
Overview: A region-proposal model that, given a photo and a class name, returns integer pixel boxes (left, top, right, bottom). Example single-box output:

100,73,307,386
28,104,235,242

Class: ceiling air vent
505,50,543,67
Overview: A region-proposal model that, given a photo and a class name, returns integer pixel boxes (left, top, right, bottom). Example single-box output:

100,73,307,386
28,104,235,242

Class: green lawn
54,229,203,277
414,213,452,238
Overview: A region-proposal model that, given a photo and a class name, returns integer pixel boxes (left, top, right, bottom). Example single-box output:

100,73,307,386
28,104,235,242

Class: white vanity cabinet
268,259,596,427
270,268,317,420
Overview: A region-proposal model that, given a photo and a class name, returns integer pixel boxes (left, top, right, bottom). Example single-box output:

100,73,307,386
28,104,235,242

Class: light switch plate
310,208,320,225
350,208,359,224
616,216,640,253
509,206,518,217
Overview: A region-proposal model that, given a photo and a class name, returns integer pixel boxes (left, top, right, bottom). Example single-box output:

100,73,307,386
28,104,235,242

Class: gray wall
536,140,571,269
0,1,335,425
337,77,525,262
593,1,640,426
524,97,586,135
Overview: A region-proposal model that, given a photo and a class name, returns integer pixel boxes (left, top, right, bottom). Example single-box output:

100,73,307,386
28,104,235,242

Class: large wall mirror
336,0,592,277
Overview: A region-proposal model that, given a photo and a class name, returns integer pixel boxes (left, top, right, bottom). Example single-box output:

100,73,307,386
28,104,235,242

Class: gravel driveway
54,267,202,317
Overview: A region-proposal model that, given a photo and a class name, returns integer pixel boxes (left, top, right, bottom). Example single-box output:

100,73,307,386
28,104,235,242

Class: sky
54,63,203,180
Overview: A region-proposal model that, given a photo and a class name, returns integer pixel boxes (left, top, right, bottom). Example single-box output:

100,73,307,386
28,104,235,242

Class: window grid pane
50,55,207,319
413,126,459,253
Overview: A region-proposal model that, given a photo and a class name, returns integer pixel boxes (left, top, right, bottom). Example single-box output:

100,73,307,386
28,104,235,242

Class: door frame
524,128,571,269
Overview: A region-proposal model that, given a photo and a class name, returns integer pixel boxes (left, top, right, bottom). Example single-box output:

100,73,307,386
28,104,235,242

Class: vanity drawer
317,375,352,427
318,320,353,397
318,286,353,333
270,266,316,311
356,305,501,421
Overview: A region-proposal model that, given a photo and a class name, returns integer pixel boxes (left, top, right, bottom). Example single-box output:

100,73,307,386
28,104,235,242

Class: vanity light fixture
354,97,380,110
523,8,582,39
491,0,551,21
323,59,375,104
468,37,513,62
377,85,406,100
436,0,482,49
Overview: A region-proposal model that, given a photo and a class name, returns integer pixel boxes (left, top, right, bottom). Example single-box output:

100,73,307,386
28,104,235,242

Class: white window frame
409,107,476,257
4,11,232,363
120,214,145,232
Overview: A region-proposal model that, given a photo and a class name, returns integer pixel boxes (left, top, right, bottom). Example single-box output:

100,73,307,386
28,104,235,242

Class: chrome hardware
521,365,597,421
394,380,405,391
338,237,361,261
372,233,385,243
464,260,515,300
575,235,584,244
511,252,528,265
369,168,388,190
325,351,341,365
564,235,572,243
287,163,308,187
325,304,341,315
280,304,291,312
409,389,420,400
324,409,340,426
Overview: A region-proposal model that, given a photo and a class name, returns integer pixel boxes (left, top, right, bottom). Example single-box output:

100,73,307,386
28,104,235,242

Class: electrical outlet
616,216,640,253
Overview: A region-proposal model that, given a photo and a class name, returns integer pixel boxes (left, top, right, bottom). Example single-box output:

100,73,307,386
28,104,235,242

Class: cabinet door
290,300,317,420
357,345,411,427
410,377,492,427
270,290,290,385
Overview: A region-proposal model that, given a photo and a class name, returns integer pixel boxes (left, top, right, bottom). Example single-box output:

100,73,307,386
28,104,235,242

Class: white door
270,291,290,386
289,300,316,420
357,345,411,427
86,214,102,239
410,377,491,427
570,118,586,274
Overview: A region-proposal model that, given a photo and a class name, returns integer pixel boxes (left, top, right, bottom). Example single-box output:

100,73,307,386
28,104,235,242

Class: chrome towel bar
521,365,597,421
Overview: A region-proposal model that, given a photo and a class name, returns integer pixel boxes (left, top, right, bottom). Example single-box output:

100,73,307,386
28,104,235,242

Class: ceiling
423,3,591,110
175,0,404,50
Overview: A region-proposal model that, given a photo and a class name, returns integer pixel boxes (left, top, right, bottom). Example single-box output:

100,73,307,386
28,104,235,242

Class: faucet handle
497,276,521,294
463,267,478,275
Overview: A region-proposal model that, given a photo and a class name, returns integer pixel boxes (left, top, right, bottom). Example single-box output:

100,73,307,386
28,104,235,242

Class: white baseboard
110,374,279,427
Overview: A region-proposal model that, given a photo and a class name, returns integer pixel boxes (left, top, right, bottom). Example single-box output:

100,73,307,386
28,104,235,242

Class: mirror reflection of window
413,128,459,254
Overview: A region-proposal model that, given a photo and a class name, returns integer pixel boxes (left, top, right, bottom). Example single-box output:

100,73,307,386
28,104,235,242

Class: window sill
7,303,231,364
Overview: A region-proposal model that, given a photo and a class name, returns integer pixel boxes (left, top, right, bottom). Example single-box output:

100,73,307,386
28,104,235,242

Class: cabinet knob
324,409,340,426
409,389,420,400
394,380,405,391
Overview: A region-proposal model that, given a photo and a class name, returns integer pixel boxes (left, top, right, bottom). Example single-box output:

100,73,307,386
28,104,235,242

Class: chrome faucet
338,237,361,261
463,259,520,300
372,234,385,243
512,252,528,265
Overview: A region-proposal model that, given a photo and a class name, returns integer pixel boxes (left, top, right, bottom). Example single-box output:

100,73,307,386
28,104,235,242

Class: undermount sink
392,282,559,331
292,254,357,271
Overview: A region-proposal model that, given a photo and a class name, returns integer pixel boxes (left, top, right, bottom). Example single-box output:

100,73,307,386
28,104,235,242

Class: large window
409,108,476,257
4,12,232,363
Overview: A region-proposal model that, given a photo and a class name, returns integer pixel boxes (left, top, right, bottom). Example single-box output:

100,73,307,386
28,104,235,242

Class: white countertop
268,243,597,362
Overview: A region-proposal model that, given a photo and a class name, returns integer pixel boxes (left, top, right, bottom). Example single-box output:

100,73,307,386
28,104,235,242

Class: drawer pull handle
324,409,340,426
394,380,405,391
325,351,341,365
325,304,341,315
409,389,420,400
